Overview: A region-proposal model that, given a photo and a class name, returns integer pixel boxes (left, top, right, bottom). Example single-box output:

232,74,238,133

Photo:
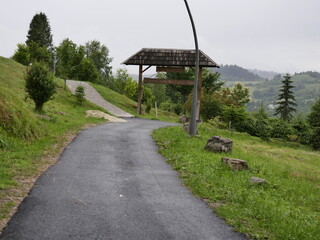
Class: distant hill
247,69,279,80
212,64,264,83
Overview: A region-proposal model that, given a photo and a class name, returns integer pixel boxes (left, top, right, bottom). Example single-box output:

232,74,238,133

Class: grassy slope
91,83,179,122
152,124,320,240
0,57,107,225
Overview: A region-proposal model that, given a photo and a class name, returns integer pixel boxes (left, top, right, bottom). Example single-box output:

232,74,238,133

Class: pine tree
274,73,297,121
26,12,53,52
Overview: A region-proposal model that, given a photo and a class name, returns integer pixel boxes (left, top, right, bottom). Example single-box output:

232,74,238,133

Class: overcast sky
1,0,319,74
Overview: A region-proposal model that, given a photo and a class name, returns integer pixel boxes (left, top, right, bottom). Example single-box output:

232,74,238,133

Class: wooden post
196,67,203,120
137,65,143,115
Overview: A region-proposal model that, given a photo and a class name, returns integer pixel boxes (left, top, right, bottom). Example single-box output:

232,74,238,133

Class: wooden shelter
122,48,219,117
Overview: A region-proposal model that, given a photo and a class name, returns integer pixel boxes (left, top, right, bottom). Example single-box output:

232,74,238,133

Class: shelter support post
138,65,143,115
196,67,203,120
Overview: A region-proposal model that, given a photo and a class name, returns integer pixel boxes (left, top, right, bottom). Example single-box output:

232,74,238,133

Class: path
66,80,134,118
0,119,246,240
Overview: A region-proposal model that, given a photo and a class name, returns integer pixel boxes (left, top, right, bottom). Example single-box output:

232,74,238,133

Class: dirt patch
0,123,99,234
86,110,127,123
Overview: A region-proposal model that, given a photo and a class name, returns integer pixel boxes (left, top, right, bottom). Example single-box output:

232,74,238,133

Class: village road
0,118,246,240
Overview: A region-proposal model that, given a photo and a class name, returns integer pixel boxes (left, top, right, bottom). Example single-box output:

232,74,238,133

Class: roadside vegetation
152,124,320,240
0,56,107,230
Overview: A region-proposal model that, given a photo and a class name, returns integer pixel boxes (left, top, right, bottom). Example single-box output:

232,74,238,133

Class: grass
152,123,320,240
91,83,179,122
0,57,108,229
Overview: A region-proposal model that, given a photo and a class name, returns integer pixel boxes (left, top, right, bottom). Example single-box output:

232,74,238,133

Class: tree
308,98,320,150
308,98,320,128
25,62,56,111
214,83,250,108
12,44,30,65
202,72,224,93
84,40,112,81
56,38,85,79
254,105,270,140
274,74,297,121
26,12,53,52
77,58,100,83
28,42,51,65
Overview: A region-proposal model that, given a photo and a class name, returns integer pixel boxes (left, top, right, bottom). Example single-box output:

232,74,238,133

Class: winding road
0,119,245,240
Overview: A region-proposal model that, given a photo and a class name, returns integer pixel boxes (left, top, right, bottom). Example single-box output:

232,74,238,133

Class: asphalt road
1,119,246,240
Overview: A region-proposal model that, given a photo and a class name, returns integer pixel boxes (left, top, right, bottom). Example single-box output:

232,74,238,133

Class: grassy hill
153,124,320,240
91,83,179,122
0,57,109,231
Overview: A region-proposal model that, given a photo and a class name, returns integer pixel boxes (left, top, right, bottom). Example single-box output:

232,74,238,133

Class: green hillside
153,124,320,240
212,65,320,115
0,57,107,230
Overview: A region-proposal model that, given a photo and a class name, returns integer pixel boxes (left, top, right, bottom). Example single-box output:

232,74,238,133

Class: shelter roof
122,48,219,68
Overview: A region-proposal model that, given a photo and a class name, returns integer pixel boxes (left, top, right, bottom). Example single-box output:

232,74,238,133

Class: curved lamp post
183,0,199,136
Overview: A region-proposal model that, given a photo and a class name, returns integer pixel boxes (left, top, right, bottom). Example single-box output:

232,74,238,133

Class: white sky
1,0,320,74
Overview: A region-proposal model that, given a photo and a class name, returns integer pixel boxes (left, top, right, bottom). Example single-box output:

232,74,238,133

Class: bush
77,58,100,83
75,85,85,105
310,127,320,150
269,118,293,140
25,62,56,111
235,114,257,136
292,116,312,144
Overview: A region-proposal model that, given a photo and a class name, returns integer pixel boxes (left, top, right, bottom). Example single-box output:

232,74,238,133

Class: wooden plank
156,66,185,73
144,78,194,86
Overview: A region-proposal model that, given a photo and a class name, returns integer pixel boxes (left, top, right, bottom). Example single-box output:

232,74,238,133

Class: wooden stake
138,65,143,115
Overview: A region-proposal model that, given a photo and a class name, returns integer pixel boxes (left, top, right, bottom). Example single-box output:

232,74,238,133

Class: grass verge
152,123,320,240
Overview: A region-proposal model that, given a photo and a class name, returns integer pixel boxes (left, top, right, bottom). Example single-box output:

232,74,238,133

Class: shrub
25,62,56,111
269,118,293,140
75,85,85,105
77,58,100,83
310,127,320,150
292,116,312,144
234,114,256,135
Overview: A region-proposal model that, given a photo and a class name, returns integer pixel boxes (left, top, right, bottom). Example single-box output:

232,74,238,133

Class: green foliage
56,38,85,79
77,58,100,83
28,41,51,65
25,62,56,111
221,105,247,129
26,12,53,51
215,83,250,108
153,125,320,240
274,74,297,121
165,68,194,103
202,72,224,93
234,114,257,136
12,44,30,66
269,118,294,139
308,98,320,128
84,40,112,80
254,105,270,140
309,127,320,150
292,115,312,144
75,85,85,105
12,42,51,67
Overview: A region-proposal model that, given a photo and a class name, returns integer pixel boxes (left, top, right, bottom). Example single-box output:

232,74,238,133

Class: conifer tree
274,73,297,121
26,12,53,52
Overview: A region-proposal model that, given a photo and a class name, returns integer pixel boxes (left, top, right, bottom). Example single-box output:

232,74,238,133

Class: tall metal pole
183,0,199,136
